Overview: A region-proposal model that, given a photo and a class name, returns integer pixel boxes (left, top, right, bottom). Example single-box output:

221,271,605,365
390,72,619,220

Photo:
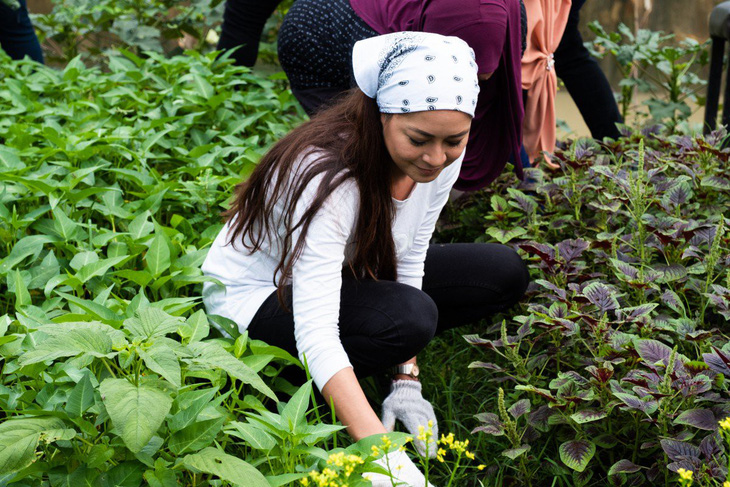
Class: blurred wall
27,0,52,14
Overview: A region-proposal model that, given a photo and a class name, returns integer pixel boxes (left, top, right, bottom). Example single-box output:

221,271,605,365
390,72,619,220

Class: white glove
381,380,438,457
366,450,436,487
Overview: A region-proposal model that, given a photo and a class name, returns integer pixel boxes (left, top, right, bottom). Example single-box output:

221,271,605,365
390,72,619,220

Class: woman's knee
490,244,530,305
339,283,438,371
389,285,439,353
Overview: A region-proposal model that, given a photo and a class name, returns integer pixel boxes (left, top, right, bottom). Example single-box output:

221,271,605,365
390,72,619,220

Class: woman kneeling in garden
202,32,529,485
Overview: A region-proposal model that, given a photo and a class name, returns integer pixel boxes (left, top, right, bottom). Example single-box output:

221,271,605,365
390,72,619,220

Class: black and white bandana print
352,32,480,117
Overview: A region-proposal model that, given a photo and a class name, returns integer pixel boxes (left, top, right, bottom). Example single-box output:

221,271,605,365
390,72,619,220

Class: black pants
554,0,621,140
247,243,529,381
217,0,283,67
0,0,43,63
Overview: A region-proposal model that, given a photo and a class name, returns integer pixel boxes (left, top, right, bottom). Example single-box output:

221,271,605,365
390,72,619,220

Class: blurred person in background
554,0,622,140
217,0,283,68
0,0,44,63
521,0,572,165
217,0,527,192
276,0,526,192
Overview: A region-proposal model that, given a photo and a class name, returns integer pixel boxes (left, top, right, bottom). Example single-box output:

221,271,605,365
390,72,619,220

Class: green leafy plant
587,22,709,131
32,0,226,63
446,130,730,485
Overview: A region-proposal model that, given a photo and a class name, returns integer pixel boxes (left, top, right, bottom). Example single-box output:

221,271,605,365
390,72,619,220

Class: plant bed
434,132,730,486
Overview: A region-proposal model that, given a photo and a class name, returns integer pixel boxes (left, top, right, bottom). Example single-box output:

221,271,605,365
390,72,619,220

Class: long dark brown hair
223,89,397,304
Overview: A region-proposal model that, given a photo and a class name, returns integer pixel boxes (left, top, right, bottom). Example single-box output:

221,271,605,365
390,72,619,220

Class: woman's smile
381,110,472,185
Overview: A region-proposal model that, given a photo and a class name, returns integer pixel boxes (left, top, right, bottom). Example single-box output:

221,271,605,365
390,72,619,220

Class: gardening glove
381,379,439,457
366,450,436,487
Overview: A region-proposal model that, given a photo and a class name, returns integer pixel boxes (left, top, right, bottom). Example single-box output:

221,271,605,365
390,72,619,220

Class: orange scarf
521,0,571,166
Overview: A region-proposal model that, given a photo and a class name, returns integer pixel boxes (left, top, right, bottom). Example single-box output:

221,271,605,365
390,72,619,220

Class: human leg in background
554,0,622,140
217,0,283,67
0,0,44,63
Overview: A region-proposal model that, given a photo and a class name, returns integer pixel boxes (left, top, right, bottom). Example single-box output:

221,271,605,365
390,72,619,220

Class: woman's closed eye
408,137,427,147
409,137,463,148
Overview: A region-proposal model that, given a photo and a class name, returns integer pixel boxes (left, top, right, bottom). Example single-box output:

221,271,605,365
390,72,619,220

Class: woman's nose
423,146,447,166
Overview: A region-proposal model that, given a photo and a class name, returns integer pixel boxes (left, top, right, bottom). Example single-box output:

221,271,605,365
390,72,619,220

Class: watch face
411,364,420,377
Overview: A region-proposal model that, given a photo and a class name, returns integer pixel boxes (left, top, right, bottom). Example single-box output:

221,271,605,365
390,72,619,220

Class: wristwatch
392,363,420,379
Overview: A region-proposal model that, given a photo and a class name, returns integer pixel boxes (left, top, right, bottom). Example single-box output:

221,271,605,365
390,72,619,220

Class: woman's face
381,110,472,184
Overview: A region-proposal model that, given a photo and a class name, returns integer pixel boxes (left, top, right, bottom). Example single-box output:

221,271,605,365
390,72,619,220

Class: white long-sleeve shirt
202,150,463,391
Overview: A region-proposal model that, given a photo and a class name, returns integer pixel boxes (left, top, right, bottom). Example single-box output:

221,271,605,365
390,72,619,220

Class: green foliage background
1,3,729,486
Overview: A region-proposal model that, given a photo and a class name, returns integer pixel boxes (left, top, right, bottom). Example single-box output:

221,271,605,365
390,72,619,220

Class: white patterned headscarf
352,32,480,117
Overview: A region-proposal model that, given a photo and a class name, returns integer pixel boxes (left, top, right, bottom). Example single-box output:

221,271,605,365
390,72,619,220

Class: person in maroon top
217,0,525,191
277,0,525,192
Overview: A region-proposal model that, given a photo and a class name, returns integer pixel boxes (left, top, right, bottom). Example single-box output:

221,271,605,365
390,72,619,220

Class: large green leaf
65,372,96,417
128,212,154,240
188,342,276,400
11,269,31,309
145,233,170,277
75,255,129,284
182,447,269,487
191,75,214,99
55,292,122,324
138,344,181,387
123,307,183,339
281,380,312,430
168,388,219,433
52,207,79,241
100,379,172,453
99,461,144,487
225,422,277,451
48,464,98,486
19,322,123,365
169,417,227,455
0,235,54,274
0,146,25,172
559,440,596,472
0,417,65,475
179,309,209,343
69,251,99,271
143,464,178,487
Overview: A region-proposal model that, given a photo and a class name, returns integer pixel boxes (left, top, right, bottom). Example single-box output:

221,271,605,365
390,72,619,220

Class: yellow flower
477,464,486,471
719,417,730,431
465,450,475,460
723,481,730,487
417,422,435,443
303,452,366,485
677,468,693,480
439,432,455,447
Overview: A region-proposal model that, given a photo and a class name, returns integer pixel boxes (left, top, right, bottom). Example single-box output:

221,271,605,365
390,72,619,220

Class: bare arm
321,367,387,441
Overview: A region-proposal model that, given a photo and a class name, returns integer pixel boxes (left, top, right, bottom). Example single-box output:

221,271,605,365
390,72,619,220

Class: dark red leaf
660,439,701,461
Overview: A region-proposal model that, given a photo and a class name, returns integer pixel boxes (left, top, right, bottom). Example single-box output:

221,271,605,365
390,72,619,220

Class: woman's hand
366,450,436,487
381,380,439,457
